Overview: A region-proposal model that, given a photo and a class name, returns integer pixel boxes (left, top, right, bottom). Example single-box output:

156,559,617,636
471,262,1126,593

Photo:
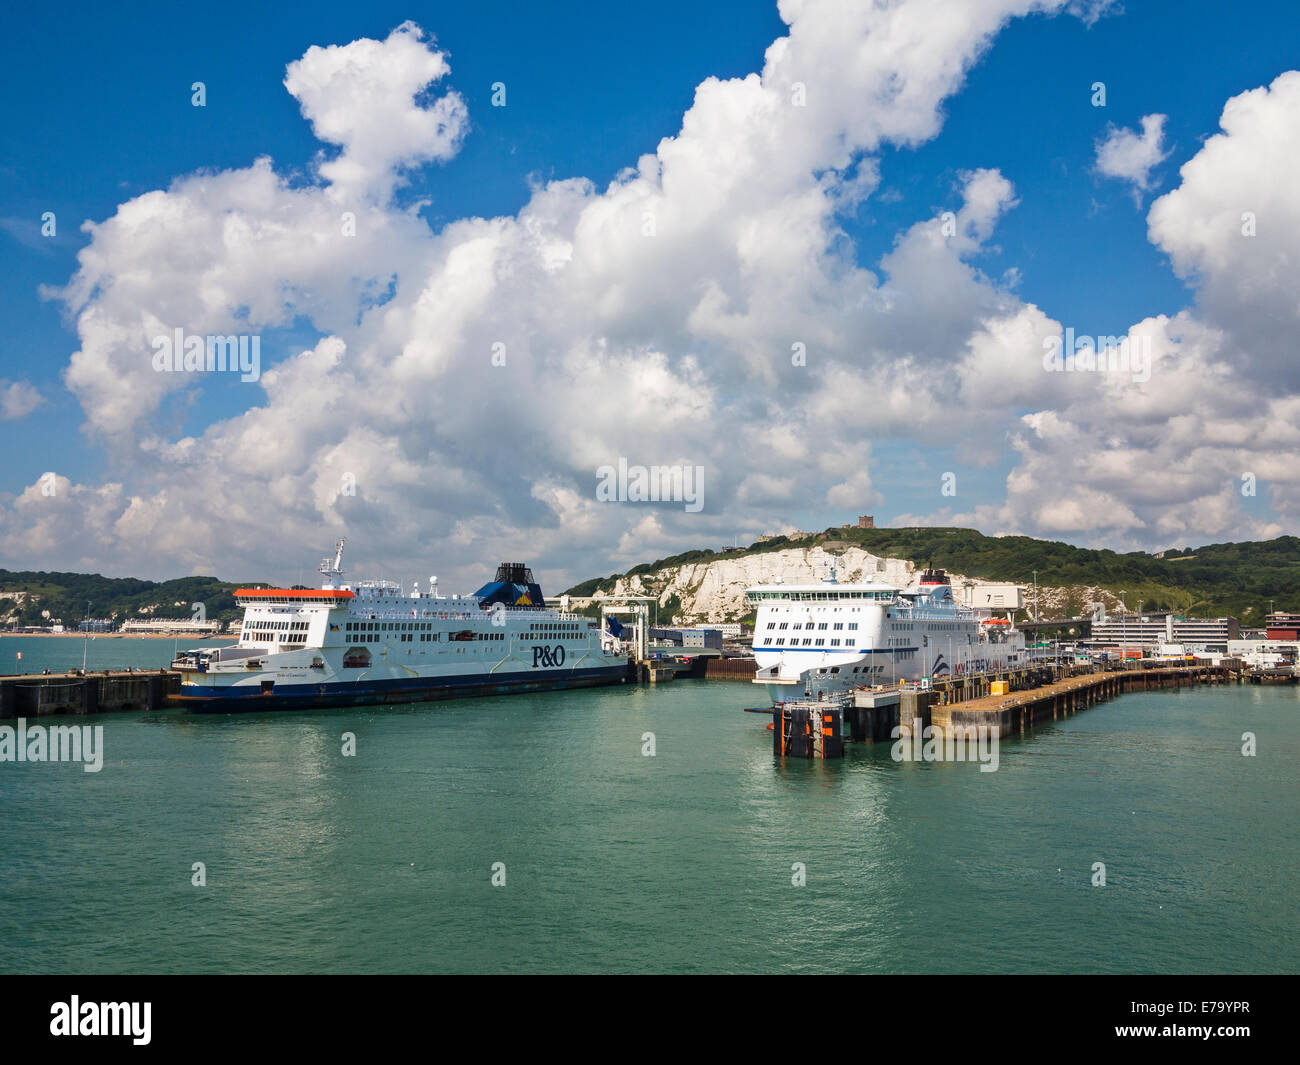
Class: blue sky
2,1,784,480
2,0,1299,584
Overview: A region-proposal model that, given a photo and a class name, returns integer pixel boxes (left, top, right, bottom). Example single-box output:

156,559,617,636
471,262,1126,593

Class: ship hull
175,663,630,713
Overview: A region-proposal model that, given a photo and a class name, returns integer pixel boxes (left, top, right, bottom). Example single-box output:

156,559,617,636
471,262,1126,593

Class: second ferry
746,567,1027,702
172,541,629,711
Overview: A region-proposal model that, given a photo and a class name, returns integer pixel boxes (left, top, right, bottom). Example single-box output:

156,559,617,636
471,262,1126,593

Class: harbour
9,543,1296,728
1,564,1297,976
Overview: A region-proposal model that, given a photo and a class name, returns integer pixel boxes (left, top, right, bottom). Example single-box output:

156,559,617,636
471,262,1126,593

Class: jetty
767,662,1242,758
932,663,1238,739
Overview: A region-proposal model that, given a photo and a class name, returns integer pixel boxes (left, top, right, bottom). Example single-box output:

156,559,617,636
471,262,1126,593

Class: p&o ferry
746,567,1026,702
172,541,629,711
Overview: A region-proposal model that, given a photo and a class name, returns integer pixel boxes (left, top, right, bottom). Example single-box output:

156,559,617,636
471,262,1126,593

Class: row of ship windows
247,620,309,631
766,622,860,631
761,606,869,613
242,597,337,605
352,632,582,643
351,632,509,644
749,592,892,600
767,642,920,658
341,621,587,633
347,621,446,632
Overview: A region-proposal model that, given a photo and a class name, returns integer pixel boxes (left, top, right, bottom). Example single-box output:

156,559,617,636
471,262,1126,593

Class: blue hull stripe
175,664,628,712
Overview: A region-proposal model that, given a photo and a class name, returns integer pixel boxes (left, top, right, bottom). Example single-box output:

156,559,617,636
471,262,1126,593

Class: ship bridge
234,588,356,606
745,584,899,602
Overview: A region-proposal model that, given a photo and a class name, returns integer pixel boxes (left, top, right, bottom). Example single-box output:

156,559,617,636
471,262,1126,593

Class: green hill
0,570,245,628
563,526,1300,622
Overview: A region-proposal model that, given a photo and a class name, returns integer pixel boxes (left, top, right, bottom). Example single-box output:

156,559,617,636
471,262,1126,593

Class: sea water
0,638,1295,973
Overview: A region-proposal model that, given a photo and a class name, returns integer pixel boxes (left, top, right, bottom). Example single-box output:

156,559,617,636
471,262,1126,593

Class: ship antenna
318,537,347,587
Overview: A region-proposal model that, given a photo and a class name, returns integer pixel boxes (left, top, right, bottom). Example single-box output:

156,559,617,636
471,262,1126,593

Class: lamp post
82,601,92,673
1119,591,1126,663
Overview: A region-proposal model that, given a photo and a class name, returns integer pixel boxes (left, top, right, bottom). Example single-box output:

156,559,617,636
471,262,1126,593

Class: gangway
596,597,656,661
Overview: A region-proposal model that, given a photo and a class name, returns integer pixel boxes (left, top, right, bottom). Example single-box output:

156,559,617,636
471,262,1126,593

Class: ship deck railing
340,609,592,623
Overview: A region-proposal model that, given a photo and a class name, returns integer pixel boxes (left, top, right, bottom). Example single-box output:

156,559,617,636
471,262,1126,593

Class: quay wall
0,671,180,718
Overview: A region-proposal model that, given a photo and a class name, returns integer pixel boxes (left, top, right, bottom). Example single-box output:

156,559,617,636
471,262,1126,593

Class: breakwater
0,671,179,717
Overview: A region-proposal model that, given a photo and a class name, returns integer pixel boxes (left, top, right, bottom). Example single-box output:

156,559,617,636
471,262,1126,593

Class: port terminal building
1088,612,1239,652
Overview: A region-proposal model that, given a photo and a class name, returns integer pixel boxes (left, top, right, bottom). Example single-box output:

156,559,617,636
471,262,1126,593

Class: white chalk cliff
584,545,1003,622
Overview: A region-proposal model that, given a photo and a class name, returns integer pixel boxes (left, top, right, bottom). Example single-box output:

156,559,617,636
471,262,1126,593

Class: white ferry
172,542,629,711
745,567,1027,702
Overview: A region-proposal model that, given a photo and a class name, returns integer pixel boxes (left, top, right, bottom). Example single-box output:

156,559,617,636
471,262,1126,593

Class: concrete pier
769,663,1242,754
928,665,1058,706
0,670,179,718
843,688,937,743
932,664,1236,739
629,656,710,682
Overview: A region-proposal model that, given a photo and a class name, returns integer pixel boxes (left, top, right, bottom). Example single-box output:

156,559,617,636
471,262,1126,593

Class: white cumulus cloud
0,380,43,421
1095,113,1169,198
284,20,468,202
14,3,1298,588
